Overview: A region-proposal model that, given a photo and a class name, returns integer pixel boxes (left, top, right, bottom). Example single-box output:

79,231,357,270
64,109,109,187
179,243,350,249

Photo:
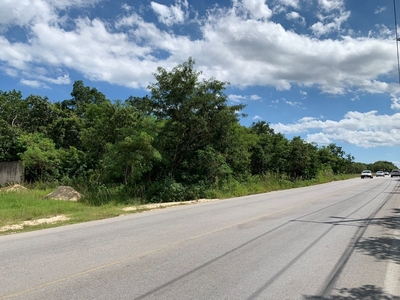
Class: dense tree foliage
0,59,395,201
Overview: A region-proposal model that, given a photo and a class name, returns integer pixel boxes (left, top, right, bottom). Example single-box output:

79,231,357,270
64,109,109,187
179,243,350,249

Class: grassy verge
0,189,144,235
0,173,357,235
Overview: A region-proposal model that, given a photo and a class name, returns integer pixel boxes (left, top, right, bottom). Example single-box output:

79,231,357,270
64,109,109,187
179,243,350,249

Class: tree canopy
0,58,392,202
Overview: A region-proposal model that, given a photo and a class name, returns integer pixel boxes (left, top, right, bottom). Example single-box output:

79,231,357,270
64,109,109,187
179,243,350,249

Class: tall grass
208,172,357,200
0,188,129,233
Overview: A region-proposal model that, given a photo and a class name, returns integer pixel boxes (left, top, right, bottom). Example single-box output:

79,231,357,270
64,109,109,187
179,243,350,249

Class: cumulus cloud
229,94,262,103
286,11,306,26
150,0,189,26
278,0,300,9
0,0,397,97
318,0,345,12
390,93,400,110
310,11,350,36
309,0,350,37
241,0,273,19
0,0,100,28
272,111,400,148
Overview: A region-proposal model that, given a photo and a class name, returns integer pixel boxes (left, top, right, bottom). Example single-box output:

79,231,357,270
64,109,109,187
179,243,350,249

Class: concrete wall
0,161,24,186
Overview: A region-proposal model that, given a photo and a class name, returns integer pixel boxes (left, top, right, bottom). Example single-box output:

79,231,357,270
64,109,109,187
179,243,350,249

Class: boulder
0,184,27,192
43,186,83,202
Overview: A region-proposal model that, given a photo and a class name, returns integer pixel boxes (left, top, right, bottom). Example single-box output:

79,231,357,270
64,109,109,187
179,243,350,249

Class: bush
146,178,186,203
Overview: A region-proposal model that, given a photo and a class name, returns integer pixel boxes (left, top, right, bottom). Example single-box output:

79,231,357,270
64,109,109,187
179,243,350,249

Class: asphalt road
1,177,400,300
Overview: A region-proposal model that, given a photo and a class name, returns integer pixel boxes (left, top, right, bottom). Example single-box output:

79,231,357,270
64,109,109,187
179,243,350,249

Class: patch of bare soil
43,186,83,202
0,184,27,192
122,198,219,212
0,215,70,232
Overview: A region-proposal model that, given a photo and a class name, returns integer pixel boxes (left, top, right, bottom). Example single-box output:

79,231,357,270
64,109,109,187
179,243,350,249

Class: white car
376,171,385,177
361,170,373,179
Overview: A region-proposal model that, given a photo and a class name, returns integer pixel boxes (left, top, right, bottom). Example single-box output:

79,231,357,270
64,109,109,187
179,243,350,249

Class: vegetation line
0,58,397,210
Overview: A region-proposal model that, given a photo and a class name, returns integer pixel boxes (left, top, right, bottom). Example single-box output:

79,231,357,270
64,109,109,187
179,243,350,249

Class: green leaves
143,57,246,182
18,133,61,182
102,131,161,185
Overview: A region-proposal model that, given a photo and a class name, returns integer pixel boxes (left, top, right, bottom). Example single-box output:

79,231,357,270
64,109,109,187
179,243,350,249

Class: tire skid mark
246,179,395,299
317,180,400,297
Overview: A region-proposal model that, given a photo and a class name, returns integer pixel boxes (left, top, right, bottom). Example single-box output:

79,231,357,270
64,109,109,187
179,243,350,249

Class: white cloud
150,0,189,26
20,79,47,88
306,132,332,145
272,110,400,148
0,0,398,97
250,94,262,100
242,0,273,19
0,0,100,27
278,0,300,9
286,11,305,26
253,115,262,120
229,94,262,102
229,95,247,102
309,0,350,37
374,6,386,14
40,74,70,85
310,11,350,36
318,0,345,12
351,95,359,101
283,99,303,108
390,93,400,110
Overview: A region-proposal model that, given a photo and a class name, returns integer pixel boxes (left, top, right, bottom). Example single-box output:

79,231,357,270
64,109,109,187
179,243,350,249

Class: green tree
102,129,161,185
23,95,56,134
287,137,319,179
0,120,24,162
0,90,26,128
134,57,246,182
370,160,398,172
19,133,62,182
62,80,108,116
318,144,354,174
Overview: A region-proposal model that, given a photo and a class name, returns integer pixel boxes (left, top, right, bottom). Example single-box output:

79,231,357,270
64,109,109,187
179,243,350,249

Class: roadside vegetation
0,58,398,234
0,171,357,235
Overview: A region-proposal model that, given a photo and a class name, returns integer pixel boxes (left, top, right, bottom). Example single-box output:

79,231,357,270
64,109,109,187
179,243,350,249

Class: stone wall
0,161,24,186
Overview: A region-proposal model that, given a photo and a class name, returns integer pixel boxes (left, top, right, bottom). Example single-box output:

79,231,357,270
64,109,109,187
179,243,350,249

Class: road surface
1,177,399,299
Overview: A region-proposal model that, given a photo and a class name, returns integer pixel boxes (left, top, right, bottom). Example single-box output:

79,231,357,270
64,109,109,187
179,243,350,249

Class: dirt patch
0,184,28,192
0,215,70,232
122,198,219,212
43,186,83,202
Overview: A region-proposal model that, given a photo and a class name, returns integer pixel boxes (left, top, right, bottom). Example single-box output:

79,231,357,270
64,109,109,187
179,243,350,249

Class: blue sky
1,0,400,165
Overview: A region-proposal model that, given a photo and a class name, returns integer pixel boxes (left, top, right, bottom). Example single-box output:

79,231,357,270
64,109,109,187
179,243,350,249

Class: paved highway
1,177,400,299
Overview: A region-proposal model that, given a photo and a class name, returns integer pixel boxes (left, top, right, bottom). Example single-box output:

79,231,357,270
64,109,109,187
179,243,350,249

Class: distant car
361,170,373,179
384,171,390,176
376,171,385,177
391,170,400,177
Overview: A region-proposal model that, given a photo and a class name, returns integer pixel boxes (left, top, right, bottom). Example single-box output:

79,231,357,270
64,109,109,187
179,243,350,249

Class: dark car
391,170,400,177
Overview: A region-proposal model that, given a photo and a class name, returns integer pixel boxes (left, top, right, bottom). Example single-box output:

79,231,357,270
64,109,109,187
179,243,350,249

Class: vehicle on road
384,171,390,175
361,170,373,179
391,170,400,177
376,171,385,177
